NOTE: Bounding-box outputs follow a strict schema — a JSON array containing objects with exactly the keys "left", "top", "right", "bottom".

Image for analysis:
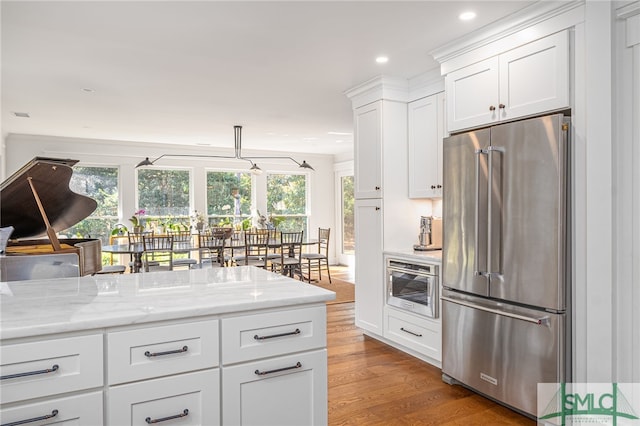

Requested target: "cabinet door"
[
  {"left": 0, "top": 391, "right": 103, "bottom": 426},
  {"left": 446, "top": 57, "right": 500, "bottom": 132},
  {"left": 354, "top": 101, "right": 382, "bottom": 199},
  {"left": 107, "top": 369, "right": 220, "bottom": 426},
  {"left": 221, "top": 305, "right": 325, "bottom": 365},
  {"left": 0, "top": 334, "right": 103, "bottom": 404},
  {"left": 222, "top": 349, "right": 327, "bottom": 426},
  {"left": 408, "top": 93, "right": 445, "bottom": 198},
  {"left": 354, "top": 198, "right": 383, "bottom": 334},
  {"left": 384, "top": 307, "right": 441, "bottom": 362},
  {"left": 499, "top": 31, "right": 569, "bottom": 121}
]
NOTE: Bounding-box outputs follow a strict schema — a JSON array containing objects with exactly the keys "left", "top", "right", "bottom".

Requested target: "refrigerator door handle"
[
  {"left": 474, "top": 148, "right": 487, "bottom": 277},
  {"left": 487, "top": 145, "right": 504, "bottom": 279},
  {"left": 441, "top": 295, "right": 550, "bottom": 326}
]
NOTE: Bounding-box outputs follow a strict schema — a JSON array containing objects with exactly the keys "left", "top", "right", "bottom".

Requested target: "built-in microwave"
[{"left": 386, "top": 258, "right": 439, "bottom": 318}]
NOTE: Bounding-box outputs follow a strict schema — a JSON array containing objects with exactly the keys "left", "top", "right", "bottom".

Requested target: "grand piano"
[{"left": 0, "top": 157, "right": 103, "bottom": 281}]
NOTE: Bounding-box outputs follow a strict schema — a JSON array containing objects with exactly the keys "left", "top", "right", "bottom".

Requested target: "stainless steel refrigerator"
[{"left": 441, "top": 113, "right": 571, "bottom": 417}]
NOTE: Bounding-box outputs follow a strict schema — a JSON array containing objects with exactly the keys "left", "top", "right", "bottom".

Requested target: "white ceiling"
[{"left": 1, "top": 1, "right": 536, "bottom": 156}]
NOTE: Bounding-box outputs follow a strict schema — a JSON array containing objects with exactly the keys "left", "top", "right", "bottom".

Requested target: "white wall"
[
  {"left": 4, "top": 133, "right": 339, "bottom": 262},
  {"left": 613, "top": 0, "right": 640, "bottom": 383}
]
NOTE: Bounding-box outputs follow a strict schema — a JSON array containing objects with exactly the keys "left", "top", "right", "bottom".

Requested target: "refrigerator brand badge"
[
  {"left": 480, "top": 373, "right": 498, "bottom": 386},
  {"left": 538, "top": 383, "right": 640, "bottom": 425}
]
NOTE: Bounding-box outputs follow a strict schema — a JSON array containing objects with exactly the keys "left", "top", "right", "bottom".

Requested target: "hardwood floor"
[{"left": 326, "top": 302, "right": 535, "bottom": 425}]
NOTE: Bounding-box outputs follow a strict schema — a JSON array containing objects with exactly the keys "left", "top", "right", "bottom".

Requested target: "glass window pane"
[
  {"left": 136, "top": 169, "right": 191, "bottom": 232},
  {"left": 267, "top": 173, "right": 308, "bottom": 233},
  {"left": 66, "top": 166, "right": 119, "bottom": 244},
  {"left": 267, "top": 174, "right": 307, "bottom": 215},
  {"left": 206, "top": 171, "right": 252, "bottom": 226},
  {"left": 137, "top": 169, "right": 190, "bottom": 217},
  {"left": 342, "top": 175, "right": 355, "bottom": 254}
]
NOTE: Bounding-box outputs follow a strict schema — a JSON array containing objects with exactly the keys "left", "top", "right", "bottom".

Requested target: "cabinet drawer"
[
  {"left": 107, "top": 319, "right": 218, "bottom": 385},
  {"left": 221, "top": 305, "right": 325, "bottom": 364},
  {"left": 385, "top": 308, "right": 441, "bottom": 361},
  {"left": 0, "top": 334, "right": 103, "bottom": 404},
  {"left": 222, "top": 349, "right": 327, "bottom": 426},
  {"left": 107, "top": 369, "right": 219, "bottom": 426},
  {"left": 0, "top": 391, "right": 103, "bottom": 426}
]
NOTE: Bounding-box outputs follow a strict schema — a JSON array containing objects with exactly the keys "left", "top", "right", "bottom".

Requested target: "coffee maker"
[{"left": 413, "top": 216, "right": 442, "bottom": 251}]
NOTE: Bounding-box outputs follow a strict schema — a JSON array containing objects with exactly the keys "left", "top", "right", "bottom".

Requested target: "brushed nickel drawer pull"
[
  {"left": 145, "top": 409, "right": 189, "bottom": 424},
  {"left": 400, "top": 327, "right": 423, "bottom": 337},
  {"left": 1, "top": 364, "right": 59, "bottom": 380},
  {"left": 144, "top": 346, "right": 188, "bottom": 357},
  {"left": 254, "top": 328, "right": 301, "bottom": 340},
  {"left": 1, "top": 409, "right": 58, "bottom": 426},
  {"left": 255, "top": 362, "right": 302, "bottom": 376}
]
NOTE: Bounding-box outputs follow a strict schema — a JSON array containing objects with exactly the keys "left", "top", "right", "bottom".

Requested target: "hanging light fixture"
[{"left": 135, "top": 125, "right": 314, "bottom": 173}]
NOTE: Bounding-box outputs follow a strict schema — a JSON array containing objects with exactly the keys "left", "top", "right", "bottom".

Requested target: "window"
[
  {"left": 341, "top": 175, "right": 355, "bottom": 254},
  {"left": 267, "top": 173, "right": 308, "bottom": 232},
  {"left": 137, "top": 168, "right": 191, "bottom": 231},
  {"left": 65, "top": 166, "right": 119, "bottom": 244},
  {"left": 206, "top": 171, "right": 252, "bottom": 228}
]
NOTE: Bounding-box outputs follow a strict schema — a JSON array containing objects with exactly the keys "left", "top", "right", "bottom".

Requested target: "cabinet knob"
[
  {"left": 375, "top": 186, "right": 380, "bottom": 190},
  {"left": 499, "top": 104, "right": 506, "bottom": 109},
  {"left": 375, "top": 207, "right": 381, "bottom": 211},
  {"left": 489, "top": 105, "right": 496, "bottom": 111},
  {"left": 431, "top": 185, "right": 436, "bottom": 189},
  {"left": 437, "top": 184, "right": 442, "bottom": 189}
]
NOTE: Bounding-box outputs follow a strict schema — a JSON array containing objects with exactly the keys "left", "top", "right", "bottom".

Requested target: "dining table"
[
  {"left": 101, "top": 236, "right": 317, "bottom": 274},
  {"left": 101, "top": 243, "right": 145, "bottom": 273}
]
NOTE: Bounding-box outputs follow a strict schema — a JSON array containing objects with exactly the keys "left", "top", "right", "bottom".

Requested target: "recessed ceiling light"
[
  {"left": 459, "top": 11, "right": 476, "bottom": 21},
  {"left": 13, "top": 112, "right": 30, "bottom": 118},
  {"left": 376, "top": 56, "right": 389, "bottom": 64}
]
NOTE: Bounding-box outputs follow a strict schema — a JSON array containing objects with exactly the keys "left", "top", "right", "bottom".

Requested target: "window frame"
[
  {"left": 135, "top": 165, "right": 194, "bottom": 231},
  {"left": 205, "top": 167, "right": 255, "bottom": 228},
  {"left": 265, "top": 170, "right": 311, "bottom": 234},
  {"left": 65, "top": 163, "right": 121, "bottom": 244}
]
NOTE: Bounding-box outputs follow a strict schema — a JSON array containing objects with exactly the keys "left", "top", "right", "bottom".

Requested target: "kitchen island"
[{"left": 0, "top": 266, "right": 335, "bottom": 425}]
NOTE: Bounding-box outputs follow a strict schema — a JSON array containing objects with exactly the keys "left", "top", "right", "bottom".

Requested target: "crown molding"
[
  {"left": 616, "top": 1, "right": 640, "bottom": 19},
  {"left": 344, "top": 75, "right": 409, "bottom": 109},
  {"left": 430, "top": 0, "right": 584, "bottom": 70}
]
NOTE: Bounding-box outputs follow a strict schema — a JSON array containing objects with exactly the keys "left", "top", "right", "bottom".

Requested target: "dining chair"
[
  {"left": 127, "top": 230, "right": 156, "bottom": 272},
  {"left": 234, "top": 231, "right": 269, "bottom": 269},
  {"left": 301, "top": 227, "right": 331, "bottom": 283},
  {"left": 168, "top": 230, "right": 198, "bottom": 269},
  {"left": 198, "top": 229, "right": 228, "bottom": 267},
  {"left": 142, "top": 234, "right": 174, "bottom": 272},
  {"left": 271, "top": 230, "right": 304, "bottom": 280}
]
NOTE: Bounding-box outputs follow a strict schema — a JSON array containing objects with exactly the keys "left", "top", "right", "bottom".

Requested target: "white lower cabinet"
[
  {"left": 2, "top": 306, "right": 328, "bottom": 426},
  {"left": 108, "top": 369, "right": 220, "bottom": 426},
  {"left": 384, "top": 307, "right": 441, "bottom": 362},
  {"left": 0, "top": 334, "right": 103, "bottom": 405},
  {"left": 354, "top": 198, "right": 383, "bottom": 334},
  {"left": 222, "top": 350, "right": 327, "bottom": 426},
  {"left": 0, "top": 391, "right": 103, "bottom": 425}
]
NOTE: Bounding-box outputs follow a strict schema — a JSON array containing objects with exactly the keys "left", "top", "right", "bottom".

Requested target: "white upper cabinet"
[
  {"left": 354, "top": 101, "right": 382, "bottom": 199},
  {"left": 446, "top": 30, "right": 569, "bottom": 132},
  {"left": 408, "top": 92, "right": 445, "bottom": 198},
  {"left": 446, "top": 58, "right": 500, "bottom": 132}
]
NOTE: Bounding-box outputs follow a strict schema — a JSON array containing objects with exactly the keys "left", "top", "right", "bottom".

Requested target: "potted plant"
[{"left": 129, "top": 209, "right": 146, "bottom": 233}]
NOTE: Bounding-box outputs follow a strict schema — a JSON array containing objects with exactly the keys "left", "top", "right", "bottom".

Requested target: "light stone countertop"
[
  {"left": 384, "top": 249, "right": 442, "bottom": 264},
  {"left": 0, "top": 266, "right": 335, "bottom": 340}
]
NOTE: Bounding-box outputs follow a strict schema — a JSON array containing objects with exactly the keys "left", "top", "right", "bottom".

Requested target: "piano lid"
[{"left": 0, "top": 157, "right": 98, "bottom": 239}]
